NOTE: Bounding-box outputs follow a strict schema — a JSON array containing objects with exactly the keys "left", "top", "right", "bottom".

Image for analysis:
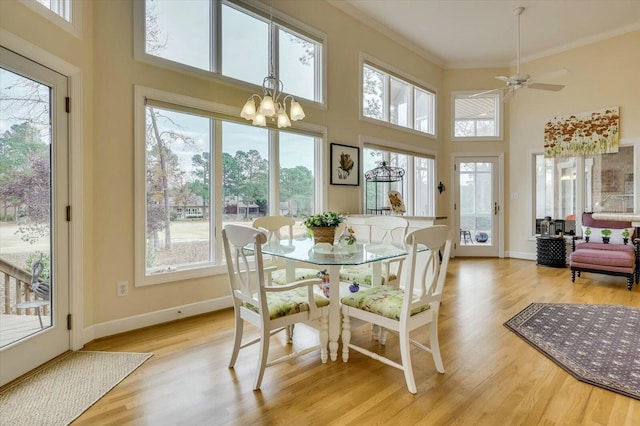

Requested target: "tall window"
[
  {"left": 532, "top": 144, "right": 638, "bottom": 236},
  {"left": 452, "top": 93, "right": 502, "bottom": 139},
  {"left": 141, "top": 0, "right": 324, "bottom": 103},
  {"left": 363, "top": 146, "right": 436, "bottom": 216},
  {"left": 362, "top": 63, "right": 436, "bottom": 136},
  {"left": 136, "top": 90, "right": 320, "bottom": 285}
]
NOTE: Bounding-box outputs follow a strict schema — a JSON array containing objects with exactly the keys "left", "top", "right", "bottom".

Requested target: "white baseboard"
[
  {"left": 82, "top": 296, "right": 233, "bottom": 345},
  {"left": 506, "top": 251, "right": 536, "bottom": 261}
]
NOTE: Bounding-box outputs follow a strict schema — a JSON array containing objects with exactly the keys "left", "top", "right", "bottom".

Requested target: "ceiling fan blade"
[
  {"left": 494, "top": 75, "right": 515, "bottom": 84},
  {"left": 526, "top": 82, "right": 565, "bottom": 91},
  {"left": 470, "top": 87, "right": 504, "bottom": 97},
  {"left": 503, "top": 88, "right": 515, "bottom": 103}
]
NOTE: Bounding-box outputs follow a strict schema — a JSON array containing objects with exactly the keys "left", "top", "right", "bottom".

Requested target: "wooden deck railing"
[{"left": 0, "top": 257, "right": 48, "bottom": 316}]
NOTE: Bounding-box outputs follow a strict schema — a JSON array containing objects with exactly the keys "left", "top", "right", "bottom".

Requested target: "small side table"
[{"left": 536, "top": 236, "right": 567, "bottom": 268}]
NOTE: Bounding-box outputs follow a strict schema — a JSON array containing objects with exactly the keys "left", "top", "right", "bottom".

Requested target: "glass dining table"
[{"left": 259, "top": 238, "right": 411, "bottom": 361}]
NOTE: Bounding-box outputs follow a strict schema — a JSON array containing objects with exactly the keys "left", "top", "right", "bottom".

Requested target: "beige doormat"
[{"left": 0, "top": 351, "right": 152, "bottom": 425}]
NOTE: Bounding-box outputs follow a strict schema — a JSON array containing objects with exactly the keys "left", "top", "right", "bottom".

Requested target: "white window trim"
[
  {"left": 132, "top": 0, "right": 327, "bottom": 108},
  {"left": 451, "top": 91, "right": 503, "bottom": 141},
  {"left": 358, "top": 134, "right": 438, "bottom": 216},
  {"left": 134, "top": 85, "right": 327, "bottom": 286},
  {"left": 1, "top": 28, "right": 84, "bottom": 349},
  {"left": 359, "top": 53, "right": 438, "bottom": 139},
  {"left": 19, "top": 0, "right": 82, "bottom": 39}
]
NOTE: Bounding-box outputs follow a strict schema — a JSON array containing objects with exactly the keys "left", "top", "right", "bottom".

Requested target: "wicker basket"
[{"left": 311, "top": 226, "right": 336, "bottom": 245}]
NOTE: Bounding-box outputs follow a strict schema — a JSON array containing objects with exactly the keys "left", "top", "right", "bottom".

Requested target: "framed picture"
[{"left": 330, "top": 143, "right": 359, "bottom": 186}]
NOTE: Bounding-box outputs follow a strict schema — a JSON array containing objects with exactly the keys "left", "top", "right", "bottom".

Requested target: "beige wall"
[
  {"left": 507, "top": 30, "right": 640, "bottom": 256},
  {"left": 2, "top": 0, "right": 639, "bottom": 337}
]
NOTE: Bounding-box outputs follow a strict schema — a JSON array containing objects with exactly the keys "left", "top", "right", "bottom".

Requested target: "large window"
[
  {"left": 363, "top": 145, "right": 436, "bottom": 216},
  {"left": 362, "top": 63, "right": 436, "bottom": 136},
  {"left": 135, "top": 88, "right": 321, "bottom": 286},
  {"left": 532, "top": 143, "right": 638, "bottom": 236},
  {"left": 452, "top": 92, "right": 502, "bottom": 140},
  {"left": 139, "top": 0, "right": 324, "bottom": 103}
]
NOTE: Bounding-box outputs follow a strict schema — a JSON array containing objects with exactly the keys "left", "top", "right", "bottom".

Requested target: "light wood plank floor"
[{"left": 75, "top": 258, "right": 640, "bottom": 425}]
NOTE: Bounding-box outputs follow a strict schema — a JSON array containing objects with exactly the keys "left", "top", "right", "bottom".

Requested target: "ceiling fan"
[{"left": 474, "top": 6, "right": 565, "bottom": 102}]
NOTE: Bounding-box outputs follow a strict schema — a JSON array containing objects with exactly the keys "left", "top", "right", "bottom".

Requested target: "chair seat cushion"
[
  {"left": 574, "top": 242, "right": 635, "bottom": 253},
  {"left": 570, "top": 248, "right": 635, "bottom": 268},
  {"left": 245, "top": 287, "right": 329, "bottom": 320},
  {"left": 269, "top": 268, "right": 321, "bottom": 285},
  {"left": 341, "top": 286, "right": 429, "bottom": 320},
  {"left": 339, "top": 266, "right": 395, "bottom": 286}
]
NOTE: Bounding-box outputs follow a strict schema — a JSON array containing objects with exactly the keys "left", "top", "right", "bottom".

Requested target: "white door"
[
  {"left": 0, "top": 47, "right": 70, "bottom": 385},
  {"left": 453, "top": 155, "right": 502, "bottom": 257}
]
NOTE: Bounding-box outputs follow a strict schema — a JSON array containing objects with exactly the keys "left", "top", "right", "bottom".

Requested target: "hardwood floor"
[{"left": 75, "top": 258, "right": 640, "bottom": 425}]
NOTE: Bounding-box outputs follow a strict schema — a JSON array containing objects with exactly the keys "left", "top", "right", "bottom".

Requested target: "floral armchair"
[{"left": 570, "top": 212, "right": 639, "bottom": 290}]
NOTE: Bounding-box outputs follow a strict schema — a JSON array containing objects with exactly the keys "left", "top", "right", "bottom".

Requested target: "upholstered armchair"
[{"left": 570, "top": 212, "right": 639, "bottom": 290}]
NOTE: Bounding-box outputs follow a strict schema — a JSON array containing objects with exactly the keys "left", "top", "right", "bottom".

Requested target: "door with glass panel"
[
  {"left": 454, "top": 156, "right": 500, "bottom": 257},
  {"left": 0, "top": 47, "right": 70, "bottom": 386}
]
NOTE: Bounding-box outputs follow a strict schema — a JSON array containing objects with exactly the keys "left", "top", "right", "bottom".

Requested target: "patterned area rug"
[
  {"left": 0, "top": 351, "right": 152, "bottom": 425},
  {"left": 505, "top": 303, "right": 640, "bottom": 400}
]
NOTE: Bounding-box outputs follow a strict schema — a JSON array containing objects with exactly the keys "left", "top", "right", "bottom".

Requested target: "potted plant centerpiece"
[
  {"left": 303, "top": 211, "right": 344, "bottom": 244},
  {"left": 601, "top": 228, "right": 612, "bottom": 244},
  {"left": 584, "top": 227, "right": 591, "bottom": 242}
]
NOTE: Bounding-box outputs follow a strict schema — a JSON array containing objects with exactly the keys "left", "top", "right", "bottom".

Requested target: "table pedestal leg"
[{"left": 328, "top": 265, "right": 340, "bottom": 361}]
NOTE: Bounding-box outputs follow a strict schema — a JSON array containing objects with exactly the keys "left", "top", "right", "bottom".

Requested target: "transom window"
[
  {"left": 452, "top": 92, "right": 502, "bottom": 140},
  {"left": 135, "top": 88, "right": 321, "bottom": 286},
  {"left": 362, "top": 63, "right": 436, "bottom": 136},
  {"left": 35, "top": 0, "right": 71, "bottom": 21},
  {"left": 139, "top": 0, "right": 324, "bottom": 103},
  {"left": 363, "top": 145, "right": 436, "bottom": 216}
]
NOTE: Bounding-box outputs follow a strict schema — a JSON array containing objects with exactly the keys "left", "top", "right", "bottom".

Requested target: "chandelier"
[
  {"left": 239, "top": 1, "right": 305, "bottom": 129},
  {"left": 240, "top": 75, "right": 305, "bottom": 128}
]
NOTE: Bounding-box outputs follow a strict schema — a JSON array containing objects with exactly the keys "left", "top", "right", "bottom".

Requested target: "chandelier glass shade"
[{"left": 240, "top": 75, "right": 305, "bottom": 128}]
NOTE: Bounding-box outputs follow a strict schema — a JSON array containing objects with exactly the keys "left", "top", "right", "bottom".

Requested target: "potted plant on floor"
[
  {"left": 303, "top": 211, "right": 344, "bottom": 244},
  {"left": 601, "top": 228, "right": 612, "bottom": 244}
]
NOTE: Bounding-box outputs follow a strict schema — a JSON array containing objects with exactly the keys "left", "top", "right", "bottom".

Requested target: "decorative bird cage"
[{"left": 364, "top": 161, "right": 405, "bottom": 215}]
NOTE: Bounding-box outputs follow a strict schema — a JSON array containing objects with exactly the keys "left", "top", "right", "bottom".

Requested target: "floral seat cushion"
[
  {"left": 341, "top": 286, "right": 430, "bottom": 320},
  {"left": 245, "top": 287, "right": 329, "bottom": 320},
  {"left": 269, "top": 268, "right": 322, "bottom": 285},
  {"left": 339, "top": 266, "right": 396, "bottom": 286}
]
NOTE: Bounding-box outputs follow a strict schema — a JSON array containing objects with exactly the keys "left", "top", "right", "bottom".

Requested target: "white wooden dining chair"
[
  {"left": 252, "top": 216, "right": 321, "bottom": 285},
  {"left": 341, "top": 225, "right": 452, "bottom": 394},
  {"left": 339, "top": 216, "right": 409, "bottom": 288},
  {"left": 222, "top": 224, "right": 330, "bottom": 390}
]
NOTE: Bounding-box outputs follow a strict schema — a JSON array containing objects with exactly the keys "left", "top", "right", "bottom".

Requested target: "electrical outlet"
[{"left": 117, "top": 281, "right": 128, "bottom": 297}]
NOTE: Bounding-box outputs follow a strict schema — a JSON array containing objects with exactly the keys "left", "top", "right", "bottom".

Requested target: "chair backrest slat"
[
  {"left": 253, "top": 216, "right": 295, "bottom": 242},
  {"left": 400, "top": 225, "right": 452, "bottom": 316},
  {"left": 223, "top": 224, "right": 269, "bottom": 313},
  {"left": 363, "top": 216, "right": 409, "bottom": 245}
]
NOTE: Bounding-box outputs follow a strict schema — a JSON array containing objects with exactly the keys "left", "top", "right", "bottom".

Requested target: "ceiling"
[{"left": 329, "top": 0, "right": 640, "bottom": 69}]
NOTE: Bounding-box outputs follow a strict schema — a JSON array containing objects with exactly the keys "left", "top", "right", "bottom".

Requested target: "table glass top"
[{"left": 258, "top": 238, "right": 412, "bottom": 266}]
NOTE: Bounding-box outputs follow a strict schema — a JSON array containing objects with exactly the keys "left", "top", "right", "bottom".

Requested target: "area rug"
[
  {"left": 505, "top": 303, "right": 640, "bottom": 400},
  {"left": 0, "top": 351, "right": 153, "bottom": 425}
]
